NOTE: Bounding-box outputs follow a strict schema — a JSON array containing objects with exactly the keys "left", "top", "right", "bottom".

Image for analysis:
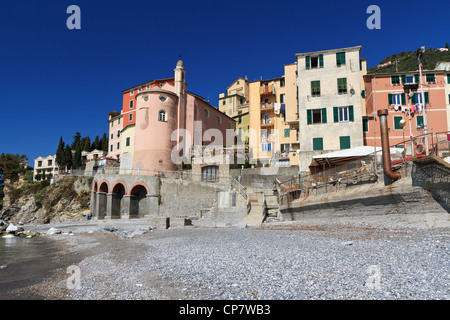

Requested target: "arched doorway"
[
  {"left": 130, "top": 185, "right": 148, "bottom": 219},
  {"left": 111, "top": 183, "right": 126, "bottom": 219},
  {"left": 97, "top": 182, "right": 109, "bottom": 219}
]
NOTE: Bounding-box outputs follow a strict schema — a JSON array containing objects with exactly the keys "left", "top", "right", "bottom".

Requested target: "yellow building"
[{"left": 248, "top": 64, "right": 299, "bottom": 167}]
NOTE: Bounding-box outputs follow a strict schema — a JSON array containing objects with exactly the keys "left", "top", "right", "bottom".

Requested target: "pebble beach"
[{"left": 4, "top": 213, "right": 449, "bottom": 300}]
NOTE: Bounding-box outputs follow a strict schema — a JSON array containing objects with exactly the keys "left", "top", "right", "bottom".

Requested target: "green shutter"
[
  {"left": 415, "top": 74, "right": 420, "bottom": 84},
  {"left": 447, "top": 74, "right": 450, "bottom": 84},
  {"left": 339, "top": 136, "right": 351, "bottom": 149},
  {"left": 401, "top": 75, "right": 406, "bottom": 84},
  {"left": 305, "top": 56, "right": 310, "bottom": 70},
  {"left": 401, "top": 93, "right": 406, "bottom": 105},
  {"left": 313, "top": 138, "right": 323, "bottom": 151},
  {"left": 280, "top": 144, "right": 284, "bottom": 152},
  {"left": 333, "top": 107, "right": 339, "bottom": 123},
  {"left": 319, "top": 54, "right": 324, "bottom": 68},
  {"left": 361, "top": 90, "right": 366, "bottom": 98},
  {"left": 424, "top": 92, "right": 429, "bottom": 104},
  {"left": 336, "top": 52, "right": 346, "bottom": 66},
  {"left": 394, "top": 116, "right": 402, "bottom": 130},
  {"left": 388, "top": 94, "right": 393, "bottom": 105},
  {"left": 363, "top": 119, "right": 369, "bottom": 132},
  {"left": 416, "top": 115, "right": 424, "bottom": 128},
  {"left": 284, "top": 129, "right": 290, "bottom": 137},
  {"left": 321, "top": 108, "right": 327, "bottom": 123},
  {"left": 307, "top": 109, "right": 312, "bottom": 125},
  {"left": 411, "top": 94, "right": 416, "bottom": 104},
  {"left": 348, "top": 105, "right": 354, "bottom": 122}
]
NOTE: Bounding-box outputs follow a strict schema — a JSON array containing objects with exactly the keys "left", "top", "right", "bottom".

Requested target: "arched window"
[
  {"left": 158, "top": 110, "right": 167, "bottom": 122},
  {"left": 217, "top": 116, "right": 222, "bottom": 125},
  {"left": 204, "top": 108, "right": 210, "bottom": 118}
]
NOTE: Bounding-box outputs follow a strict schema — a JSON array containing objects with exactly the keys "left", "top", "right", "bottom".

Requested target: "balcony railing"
[
  {"left": 261, "top": 102, "right": 274, "bottom": 110},
  {"left": 260, "top": 118, "right": 273, "bottom": 126}
]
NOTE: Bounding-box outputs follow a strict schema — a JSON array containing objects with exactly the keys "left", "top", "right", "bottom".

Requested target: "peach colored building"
[
  {"left": 107, "top": 111, "right": 123, "bottom": 160},
  {"left": 363, "top": 71, "right": 449, "bottom": 149},
  {"left": 118, "top": 60, "right": 235, "bottom": 173}
]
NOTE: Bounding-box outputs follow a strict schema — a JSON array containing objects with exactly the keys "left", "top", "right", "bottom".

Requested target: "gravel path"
[{"left": 17, "top": 216, "right": 449, "bottom": 300}]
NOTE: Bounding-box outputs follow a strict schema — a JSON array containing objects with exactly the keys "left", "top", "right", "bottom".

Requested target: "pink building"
[
  {"left": 363, "top": 71, "right": 449, "bottom": 149},
  {"left": 126, "top": 60, "right": 236, "bottom": 173}
]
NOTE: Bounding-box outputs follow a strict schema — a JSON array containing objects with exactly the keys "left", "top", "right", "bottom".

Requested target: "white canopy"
[{"left": 311, "top": 146, "right": 404, "bottom": 166}]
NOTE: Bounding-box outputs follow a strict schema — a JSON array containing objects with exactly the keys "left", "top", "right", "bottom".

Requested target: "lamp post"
[{"left": 416, "top": 46, "right": 429, "bottom": 154}]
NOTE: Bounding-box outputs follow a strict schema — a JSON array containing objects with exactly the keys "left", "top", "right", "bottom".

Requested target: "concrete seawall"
[{"left": 279, "top": 162, "right": 449, "bottom": 221}]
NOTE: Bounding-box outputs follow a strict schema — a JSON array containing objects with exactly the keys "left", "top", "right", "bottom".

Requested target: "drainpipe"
[{"left": 377, "top": 109, "right": 401, "bottom": 181}]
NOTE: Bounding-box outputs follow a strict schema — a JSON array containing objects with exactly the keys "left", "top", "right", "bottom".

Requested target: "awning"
[{"left": 310, "top": 146, "right": 402, "bottom": 167}]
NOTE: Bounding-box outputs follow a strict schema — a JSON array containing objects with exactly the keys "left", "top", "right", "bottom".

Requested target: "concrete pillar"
[
  {"left": 96, "top": 192, "right": 106, "bottom": 219},
  {"left": 122, "top": 195, "right": 131, "bottom": 219},
  {"left": 146, "top": 195, "right": 159, "bottom": 217},
  {"left": 105, "top": 193, "right": 113, "bottom": 220},
  {"left": 90, "top": 191, "right": 96, "bottom": 215}
]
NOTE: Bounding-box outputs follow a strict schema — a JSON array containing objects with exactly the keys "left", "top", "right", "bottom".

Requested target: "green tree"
[
  {"left": 100, "top": 133, "right": 109, "bottom": 152},
  {"left": 91, "top": 135, "right": 100, "bottom": 151},
  {"left": 71, "top": 132, "right": 82, "bottom": 150},
  {"left": 55, "top": 137, "right": 66, "bottom": 172},
  {"left": 63, "top": 145, "right": 73, "bottom": 172},
  {"left": 0, "top": 153, "right": 26, "bottom": 181},
  {"left": 82, "top": 136, "right": 91, "bottom": 152}
]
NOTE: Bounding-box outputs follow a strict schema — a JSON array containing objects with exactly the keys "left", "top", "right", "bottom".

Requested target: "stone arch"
[
  {"left": 111, "top": 180, "right": 128, "bottom": 196},
  {"left": 99, "top": 180, "right": 110, "bottom": 193},
  {"left": 129, "top": 183, "right": 149, "bottom": 218},
  {"left": 128, "top": 182, "right": 150, "bottom": 196},
  {"left": 111, "top": 182, "right": 126, "bottom": 219}
]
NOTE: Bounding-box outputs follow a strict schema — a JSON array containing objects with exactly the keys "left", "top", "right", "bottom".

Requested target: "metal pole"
[
  {"left": 417, "top": 47, "right": 429, "bottom": 154},
  {"left": 373, "top": 75, "right": 378, "bottom": 175}
]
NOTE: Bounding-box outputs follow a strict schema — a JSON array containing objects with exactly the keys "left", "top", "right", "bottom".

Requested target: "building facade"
[
  {"left": 363, "top": 70, "right": 449, "bottom": 149},
  {"left": 295, "top": 46, "right": 366, "bottom": 171},
  {"left": 33, "top": 155, "right": 59, "bottom": 181},
  {"left": 107, "top": 112, "right": 123, "bottom": 160},
  {"left": 112, "top": 60, "right": 236, "bottom": 174}
]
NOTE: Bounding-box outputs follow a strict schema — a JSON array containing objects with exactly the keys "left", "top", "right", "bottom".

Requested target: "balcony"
[
  {"left": 260, "top": 118, "right": 273, "bottom": 127},
  {"left": 259, "top": 84, "right": 275, "bottom": 96},
  {"left": 261, "top": 102, "right": 274, "bottom": 110}
]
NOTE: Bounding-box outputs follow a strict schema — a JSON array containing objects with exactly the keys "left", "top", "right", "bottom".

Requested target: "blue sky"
[{"left": 0, "top": 0, "right": 448, "bottom": 166}]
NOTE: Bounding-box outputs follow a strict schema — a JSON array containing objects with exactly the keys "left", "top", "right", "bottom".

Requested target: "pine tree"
[
  {"left": 63, "top": 145, "right": 73, "bottom": 172},
  {"left": 91, "top": 135, "right": 100, "bottom": 151},
  {"left": 100, "top": 133, "right": 109, "bottom": 152},
  {"left": 82, "top": 136, "right": 91, "bottom": 152},
  {"left": 71, "top": 132, "right": 82, "bottom": 150},
  {"left": 55, "top": 137, "right": 65, "bottom": 172}
]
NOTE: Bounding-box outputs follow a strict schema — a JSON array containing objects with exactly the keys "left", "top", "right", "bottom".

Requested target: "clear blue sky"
[{"left": 1, "top": 0, "right": 448, "bottom": 166}]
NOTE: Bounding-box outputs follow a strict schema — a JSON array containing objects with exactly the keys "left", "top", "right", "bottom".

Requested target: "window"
[
  {"left": 388, "top": 93, "right": 406, "bottom": 105},
  {"left": 238, "top": 116, "right": 242, "bottom": 124},
  {"left": 447, "top": 74, "right": 450, "bottom": 84},
  {"left": 426, "top": 74, "right": 436, "bottom": 83},
  {"left": 217, "top": 116, "right": 222, "bottom": 125},
  {"left": 138, "top": 87, "right": 142, "bottom": 93},
  {"left": 280, "top": 79, "right": 285, "bottom": 87},
  {"left": 305, "top": 54, "right": 324, "bottom": 69},
  {"left": 129, "top": 100, "right": 134, "bottom": 109},
  {"left": 391, "top": 76, "right": 401, "bottom": 85},
  {"left": 337, "top": 78, "right": 347, "bottom": 94},
  {"left": 110, "top": 133, "right": 113, "bottom": 139},
  {"left": 130, "top": 90, "right": 134, "bottom": 96},
  {"left": 307, "top": 108, "right": 327, "bottom": 124},
  {"left": 117, "top": 130, "right": 120, "bottom": 138},
  {"left": 411, "top": 92, "right": 429, "bottom": 104},
  {"left": 336, "top": 52, "right": 346, "bottom": 66},
  {"left": 159, "top": 95, "right": 167, "bottom": 102},
  {"left": 158, "top": 110, "right": 167, "bottom": 122},
  {"left": 402, "top": 75, "right": 415, "bottom": 84},
  {"left": 110, "top": 145, "right": 113, "bottom": 152},
  {"left": 129, "top": 113, "right": 133, "bottom": 121},
  {"left": 363, "top": 118, "right": 369, "bottom": 132},
  {"left": 312, "top": 138, "right": 323, "bottom": 151},
  {"left": 333, "top": 106, "right": 354, "bottom": 122},
  {"left": 280, "top": 143, "right": 290, "bottom": 153},
  {"left": 126, "top": 137, "right": 130, "bottom": 147},
  {"left": 204, "top": 109, "right": 210, "bottom": 118},
  {"left": 284, "top": 129, "right": 290, "bottom": 137},
  {"left": 361, "top": 90, "right": 366, "bottom": 98},
  {"left": 38, "top": 161, "right": 42, "bottom": 167},
  {"left": 280, "top": 94, "right": 285, "bottom": 103},
  {"left": 117, "top": 142, "right": 120, "bottom": 150},
  {"left": 222, "top": 100, "right": 226, "bottom": 105},
  {"left": 339, "top": 136, "right": 351, "bottom": 150},
  {"left": 118, "top": 118, "right": 120, "bottom": 124},
  {"left": 311, "top": 80, "right": 321, "bottom": 97},
  {"left": 147, "top": 84, "right": 150, "bottom": 89},
  {"left": 416, "top": 115, "right": 424, "bottom": 129},
  {"left": 393, "top": 116, "right": 403, "bottom": 130},
  {"left": 261, "top": 143, "right": 272, "bottom": 152},
  {"left": 448, "top": 94, "right": 450, "bottom": 105}
]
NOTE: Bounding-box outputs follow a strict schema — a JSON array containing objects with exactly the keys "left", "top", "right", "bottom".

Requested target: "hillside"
[
  {"left": 368, "top": 46, "right": 450, "bottom": 74},
  {"left": 0, "top": 174, "right": 92, "bottom": 225}
]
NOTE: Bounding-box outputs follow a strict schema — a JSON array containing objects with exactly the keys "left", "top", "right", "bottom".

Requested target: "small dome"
[{"left": 176, "top": 59, "right": 184, "bottom": 68}]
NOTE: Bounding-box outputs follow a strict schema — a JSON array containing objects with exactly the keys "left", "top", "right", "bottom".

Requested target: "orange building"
[{"left": 363, "top": 70, "right": 449, "bottom": 149}]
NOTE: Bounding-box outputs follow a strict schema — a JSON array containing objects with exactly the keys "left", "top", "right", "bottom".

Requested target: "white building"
[
  {"left": 33, "top": 155, "right": 59, "bottom": 181},
  {"left": 295, "top": 46, "right": 366, "bottom": 171}
]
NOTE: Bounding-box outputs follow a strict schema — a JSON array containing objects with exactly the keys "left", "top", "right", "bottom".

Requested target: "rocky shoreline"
[{"left": 2, "top": 213, "right": 448, "bottom": 300}]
